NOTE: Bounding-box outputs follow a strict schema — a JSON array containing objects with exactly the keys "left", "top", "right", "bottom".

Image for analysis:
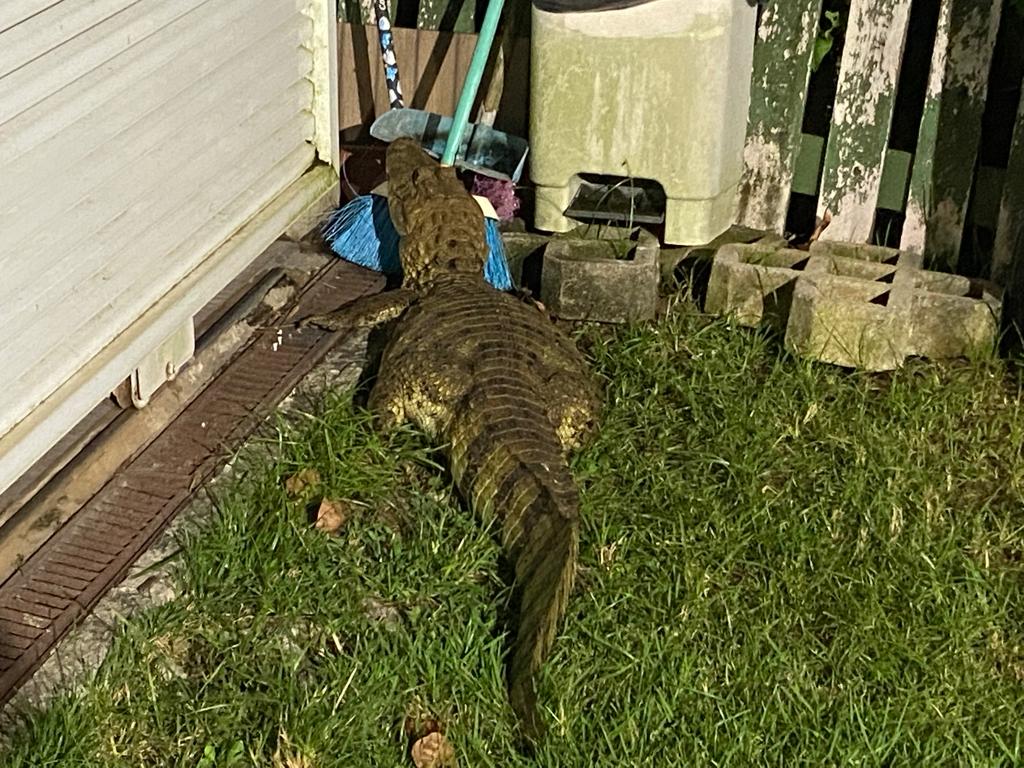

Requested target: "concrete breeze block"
[
  {"left": 500, "top": 231, "right": 552, "bottom": 288},
  {"left": 540, "top": 229, "right": 660, "bottom": 323},
  {"left": 705, "top": 240, "right": 1001, "bottom": 371}
]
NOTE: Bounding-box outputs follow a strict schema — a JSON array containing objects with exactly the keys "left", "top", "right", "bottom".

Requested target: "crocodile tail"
[
  {"left": 448, "top": 389, "right": 579, "bottom": 742},
  {"left": 506, "top": 486, "right": 578, "bottom": 743}
]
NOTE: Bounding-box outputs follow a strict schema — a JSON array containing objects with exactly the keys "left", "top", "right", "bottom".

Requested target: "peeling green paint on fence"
[
  {"left": 901, "top": 0, "right": 1002, "bottom": 270},
  {"left": 736, "top": 0, "right": 823, "bottom": 233},
  {"left": 818, "top": 0, "right": 912, "bottom": 243}
]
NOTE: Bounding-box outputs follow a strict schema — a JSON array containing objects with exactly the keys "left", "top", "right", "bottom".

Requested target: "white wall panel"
[{"left": 0, "top": 0, "right": 338, "bottom": 495}]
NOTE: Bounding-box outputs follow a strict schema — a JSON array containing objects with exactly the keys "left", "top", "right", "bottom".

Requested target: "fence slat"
[
  {"left": 339, "top": 23, "right": 508, "bottom": 140},
  {"left": 819, "top": 0, "right": 912, "bottom": 242},
  {"left": 341, "top": 0, "right": 428, "bottom": 28},
  {"left": 993, "top": 93, "right": 1024, "bottom": 295},
  {"left": 341, "top": 0, "right": 374, "bottom": 24},
  {"left": 417, "top": 0, "right": 474, "bottom": 32},
  {"left": 901, "top": 0, "right": 1001, "bottom": 269},
  {"left": 736, "top": 0, "right": 823, "bottom": 233}
]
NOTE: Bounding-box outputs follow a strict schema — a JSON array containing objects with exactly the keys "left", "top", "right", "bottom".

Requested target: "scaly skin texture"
[{"left": 305, "top": 138, "right": 599, "bottom": 742}]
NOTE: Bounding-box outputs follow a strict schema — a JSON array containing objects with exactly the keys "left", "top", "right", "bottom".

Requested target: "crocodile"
[{"left": 304, "top": 137, "right": 600, "bottom": 741}]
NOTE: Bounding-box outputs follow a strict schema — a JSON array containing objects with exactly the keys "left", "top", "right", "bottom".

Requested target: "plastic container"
[{"left": 529, "top": 0, "right": 756, "bottom": 245}]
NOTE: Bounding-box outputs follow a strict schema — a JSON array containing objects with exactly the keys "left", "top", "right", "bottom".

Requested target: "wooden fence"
[
  {"left": 738, "top": 0, "right": 1021, "bottom": 279},
  {"left": 336, "top": 22, "right": 529, "bottom": 142},
  {"left": 337, "top": 0, "right": 1024, "bottom": 308},
  {"left": 340, "top": 0, "right": 524, "bottom": 33}
]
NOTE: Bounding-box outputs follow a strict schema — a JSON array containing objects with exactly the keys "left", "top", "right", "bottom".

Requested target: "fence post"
[
  {"left": 901, "top": 0, "right": 1002, "bottom": 270},
  {"left": 996, "top": 87, "right": 1024, "bottom": 345},
  {"left": 993, "top": 97, "right": 1024, "bottom": 289},
  {"left": 418, "top": 0, "right": 475, "bottom": 32},
  {"left": 341, "top": 0, "right": 374, "bottom": 24},
  {"left": 818, "top": 0, "right": 912, "bottom": 243},
  {"left": 736, "top": 0, "right": 823, "bottom": 234}
]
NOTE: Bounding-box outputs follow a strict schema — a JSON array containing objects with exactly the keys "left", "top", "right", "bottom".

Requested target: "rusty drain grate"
[{"left": 0, "top": 259, "right": 383, "bottom": 703}]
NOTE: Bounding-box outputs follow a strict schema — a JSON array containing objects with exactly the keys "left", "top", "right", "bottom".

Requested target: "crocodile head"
[{"left": 385, "top": 138, "right": 490, "bottom": 290}]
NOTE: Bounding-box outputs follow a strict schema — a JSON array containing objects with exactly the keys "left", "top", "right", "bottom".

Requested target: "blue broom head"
[
  {"left": 483, "top": 219, "right": 514, "bottom": 292},
  {"left": 322, "top": 193, "right": 515, "bottom": 292},
  {"left": 321, "top": 194, "right": 401, "bottom": 274}
]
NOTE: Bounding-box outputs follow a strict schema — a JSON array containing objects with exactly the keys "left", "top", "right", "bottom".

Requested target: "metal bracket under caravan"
[{"left": 113, "top": 320, "right": 196, "bottom": 409}]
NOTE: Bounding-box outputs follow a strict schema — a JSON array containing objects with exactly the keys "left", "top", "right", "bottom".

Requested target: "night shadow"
[
  {"left": 410, "top": 0, "right": 474, "bottom": 110},
  {"left": 342, "top": 23, "right": 377, "bottom": 140}
]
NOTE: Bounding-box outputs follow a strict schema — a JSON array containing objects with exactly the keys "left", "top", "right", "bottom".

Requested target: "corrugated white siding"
[{"left": 0, "top": 1, "right": 320, "bottom": 451}]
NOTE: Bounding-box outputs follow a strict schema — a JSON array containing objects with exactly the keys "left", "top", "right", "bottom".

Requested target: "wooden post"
[
  {"left": 992, "top": 89, "right": 1024, "bottom": 287},
  {"left": 736, "top": 0, "right": 823, "bottom": 234},
  {"left": 901, "top": 0, "right": 1002, "bottom": 270},
  {"left": 996, "top": 90, "right": 1024, "bottom": 346},
  {"left": 818, "top": 0, "right": 912, "bottom": 243},
  {"left": 338, "top": 23, "right": 485, "bottom": 137},
  {"left": 341, "top": 0, "right": 374, "bottom": 24},
  {"left": 418, "top": 0, "right": 475, "bottom": 32}
]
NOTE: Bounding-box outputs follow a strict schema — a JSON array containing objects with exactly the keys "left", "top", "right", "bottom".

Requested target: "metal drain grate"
[{"left": 0, "top": 259, "right": 383, "bottom": 702}]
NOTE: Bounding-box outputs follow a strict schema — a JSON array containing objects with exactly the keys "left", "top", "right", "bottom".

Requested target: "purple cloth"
[{"left": 469, "top": 174, "right": 520, "bottom": 222}]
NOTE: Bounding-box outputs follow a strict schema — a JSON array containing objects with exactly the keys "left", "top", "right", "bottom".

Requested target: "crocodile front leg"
[{"left": 299, "top": 289, "right": 418, "bottom": 331}]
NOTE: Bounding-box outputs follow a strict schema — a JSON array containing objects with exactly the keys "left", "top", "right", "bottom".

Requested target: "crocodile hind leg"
[
  {"left": 368, "top": 365, "right": 468, "bottom": 440},
  {"left": 540, "top": 370, "right": 601, "bottom": 454},
  {"left": 365, "top": 376, "right": 408, "bottom": 433}
]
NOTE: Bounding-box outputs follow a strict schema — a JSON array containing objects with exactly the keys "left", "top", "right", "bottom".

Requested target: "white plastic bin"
[{"left": 529, "top": 0, "right": 756, "bottom": 244}]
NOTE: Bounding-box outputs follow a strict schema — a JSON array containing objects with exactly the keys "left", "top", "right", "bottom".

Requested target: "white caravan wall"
[{"left": 0, "top": 0, "right": 338, "bottom": 495}]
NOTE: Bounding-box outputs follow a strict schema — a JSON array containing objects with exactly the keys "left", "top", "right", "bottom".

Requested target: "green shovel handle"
[{"left": 441, "top": 0, "right": 506, "bottom": 167}]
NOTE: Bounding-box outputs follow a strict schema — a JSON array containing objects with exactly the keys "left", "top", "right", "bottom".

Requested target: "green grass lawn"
[{"left": 6, "top": 302, "right": 1024, "bottom": 766}]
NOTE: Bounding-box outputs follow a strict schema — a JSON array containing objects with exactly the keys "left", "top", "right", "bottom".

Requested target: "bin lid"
[
  {"left": 532, "top": 0, "right": 658, "bottom": 12},
  {"left": 534, "top": 0, "right": 758, "bottom": 10}
]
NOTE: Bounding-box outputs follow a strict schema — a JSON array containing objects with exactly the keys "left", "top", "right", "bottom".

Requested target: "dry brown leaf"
[
  {"left": 285, "top": 468, "right": 321, "bottom": 497},
  {"left": 809, "top": 209, "right": 832, "bottom": 243},
  {"left": 313, "top": 498, "right": 349, "bottom": 535},
  {"left": 410, "top": 731, "right": 456, "bottom": 768},
  {"left": 790, "top": 210, "right": 833, "bottom": 251}
]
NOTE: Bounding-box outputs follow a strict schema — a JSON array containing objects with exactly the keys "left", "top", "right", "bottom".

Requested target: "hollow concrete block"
[
  {"left": 540, "top": 229, "right": 660, "bottom": 323},
  {"left": 705, "top": 239, "right": 1001, "bottom": 370}
]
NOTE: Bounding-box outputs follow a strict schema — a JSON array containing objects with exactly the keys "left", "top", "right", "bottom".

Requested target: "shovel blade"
[{"left": 370, "top": 109, "right": 528, "bottom": 182}]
